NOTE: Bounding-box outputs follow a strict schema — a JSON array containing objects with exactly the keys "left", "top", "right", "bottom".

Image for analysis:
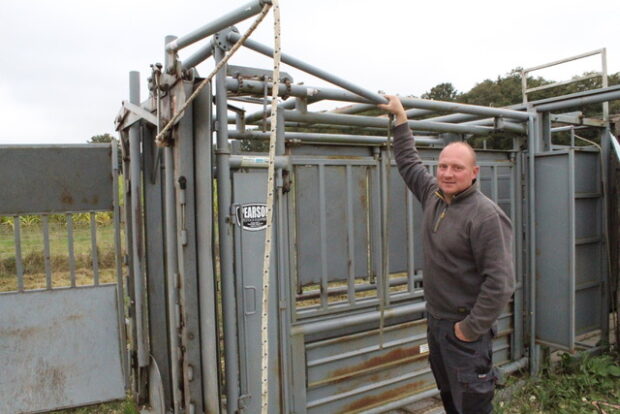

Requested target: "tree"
[
  {"left": 88, "top": 133, "right": 115, "bottom": 143},
  {"left": 421, "top": 82, "right": 458, "bottom": 101}
]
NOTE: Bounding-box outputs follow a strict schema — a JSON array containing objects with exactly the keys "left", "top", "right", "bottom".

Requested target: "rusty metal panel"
[
  {"left": 305, "top": 320, "right": 435, "bottom": 414},
  {"left": 0, "top": 145, "right": 113, "bottom": 215},
  {"left": 0, "top": 285, "right": 125, "bottom": 413}
]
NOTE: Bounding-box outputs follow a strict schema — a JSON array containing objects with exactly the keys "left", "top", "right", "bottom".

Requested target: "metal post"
[
  {"left": 527, "top": 114, "right": 540, "bottom": 375},
  {"left": 129, "top": 71, "right": 149, "bottom": 368},
  {"left": 215, "top": 46, "right": 241, "bottom": 413},
  {"left": 164, "top": 35, "right": 183, "bottom": 414}
]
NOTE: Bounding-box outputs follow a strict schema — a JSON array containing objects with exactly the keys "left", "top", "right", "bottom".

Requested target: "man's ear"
[{"left": 472, "top": 165, "right": 480, "bottom": 178}]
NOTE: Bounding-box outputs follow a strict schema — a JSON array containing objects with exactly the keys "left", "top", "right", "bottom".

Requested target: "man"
[{"left": 379, "top": 95, "right": 515, "bottom": 414}]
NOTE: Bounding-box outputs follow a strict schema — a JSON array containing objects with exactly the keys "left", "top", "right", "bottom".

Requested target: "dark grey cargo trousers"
[{"left": 427, "top": 314, "right": 497, "bottom": 414}]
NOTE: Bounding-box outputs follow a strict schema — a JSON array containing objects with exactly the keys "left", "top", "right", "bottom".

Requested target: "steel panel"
[
  {"left": 388, "top": 169, "right": 408, "bottom": 273},
  {"left": 0, "top": 145, "right": 113, "bottom": 215},
  {"left": 575, "top": 243, "right": 602, "bottom": 285},
  {"left": 575, "top": 198, "right": 600, "bottom": 239},
  {"left": 535, "top": 153, "right": 574, "bottom": 348},
  {"left": 0, "top": 285, "right": 124, "bottom": 413},
  {"left": 232, "top": 169, "right": 281, "bottom": 414},
  {"left": 575, "top": 287, "right": 600, "bottom": 334}
]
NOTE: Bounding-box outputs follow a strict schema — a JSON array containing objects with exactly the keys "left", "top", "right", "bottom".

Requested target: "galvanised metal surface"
[
  {"left": 231, "top": 168, "right": 281, "bottom": 414},
  {"left": 535, "top": 148, "right": 607, "bottom": 351},
  {"left": 0, "top": 285, "right": 125, "bottom": 414},
  {"left": 0, "top": 145, "right": 113, "bottom": 215}
]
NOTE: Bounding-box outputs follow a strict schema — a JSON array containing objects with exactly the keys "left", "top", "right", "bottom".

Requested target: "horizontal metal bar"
[
  {"left": 291, "top": 301, "right": 426, "bottom": 336},
  {"left": 284, "top": 110, "right": 495, "bottom": 136},
  {"left": 228, "top": 130, "right": 443, "bottom": 146},
  {"left": 228, "top": 31, "right": 388, "bottom": 103},
  {"left": 525, "top": 73, "right": 601, "bottom": 94},
  {"left": 400, "top": 97, "right": 530, "bottom": 121},
  {"left": 463, "top": 117, "right": 527, "bottom": 134},
  {"left": 226, "top": 77, "right": 370, "bottom": 103},
  {"left": 357, "top": 388, "right": 440, "bottom": 414},
  {"left": 228, "top": 154, "right": 289, "bottom": 169},
  {"left": 182, "top": 41, "right": 214, "bottom": 71},
  {"left": 245, "top": 98, "right": 304, "bottom": 123},
  {"left": 575, "top": 236, "right": 602, "bottom": 245},
  {"left": 166, "top": 0, "right": 268, "bottom": 52},
  {"left": 522, "top": 48, "right": 605, "bottom": 73},
  {"left": 535, "top": 89, "right": 620, "bottom": 112},
  {"left": 496, "top": 357, "right": 528, "bottom": 379}
]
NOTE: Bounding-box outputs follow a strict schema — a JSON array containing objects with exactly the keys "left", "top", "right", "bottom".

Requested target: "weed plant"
[{"left": 495, "top": 352, "right": 620, "bottom": 413}]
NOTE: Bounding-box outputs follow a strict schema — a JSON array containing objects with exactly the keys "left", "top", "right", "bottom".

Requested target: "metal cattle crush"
[{"left": 1, "top": 1, "right": 620, "bottom": 413}]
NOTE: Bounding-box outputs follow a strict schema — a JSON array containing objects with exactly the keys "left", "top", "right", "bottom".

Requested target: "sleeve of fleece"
[
  {"left": 460, "top": 211, "right": 516, "bottom": 340},
  {"left": 392, "top": 123, "right": 436, "bottom": 205}
]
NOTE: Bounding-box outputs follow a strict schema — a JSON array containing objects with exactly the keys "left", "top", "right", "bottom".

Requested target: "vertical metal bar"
[
  {"left": 194, "top": 78, "right": 221, "bottom": 414},
  {"left": 318, "top": 164, "right": 328, "bottom": 309},
  {"left": 568, "top": 150, "right": 576, "bottom": 348},
  {"left": 112, "top": 139, "right": 130, "bottom": 388},
  {"left": 492, "top": 166, "right": 498, "bottom": 203},
  {"left": 512, "top": 148, "right": 524, "bottom": 360},
  {"left": 90, "top": 212, "right": 99, "bottom": 285},
  {"left": 14, "top": 216, "right": 24, "bottom": 292},
  {"left": 67, "top": 213, "right": 76, "bottom": 287},
  {"left": 129, "top": 71, "right": 148, "bottom": 368},
  {"left": 214, "top": 45, "right": 240, "bottom": 413},
  {"left": 345, "top": 164, "right": 356, "bottom": 304},
  {"left": 406, "top": 191, "right": 415, "bottom": 292},
  {"left": 602, "top": 48, "right": 609, "bottom": 121},
  {"left": 42, "top": 214, "right": 52, "bottom": 289},
  {"left": 275, "top": 106, "right": 290, "bottom": 413},
  {"left": 527, "top": 114, "right": 540, "bottom": 375},
  {"left": 164, "top": 36, "right": 183, "bottom": 414}
]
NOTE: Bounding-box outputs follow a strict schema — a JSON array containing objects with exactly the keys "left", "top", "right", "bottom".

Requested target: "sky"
[{"left": 1, "top": 0, "right": 618, "bottom": 144}]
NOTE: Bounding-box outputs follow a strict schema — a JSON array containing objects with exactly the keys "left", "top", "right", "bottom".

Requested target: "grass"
[
  {"left": 0, "top": 221, "right": 118, "bottom": 291},
  {"left": 49, "top": 399, "right": 138, "bottom": 414},
  {"left": 495, "top": 352, "right": 620, "bottom": 414}
]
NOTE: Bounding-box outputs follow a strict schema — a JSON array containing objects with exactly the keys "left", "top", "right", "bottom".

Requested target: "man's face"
[{"left": 436, "top": 143, "right": 479, "bottom": 196}]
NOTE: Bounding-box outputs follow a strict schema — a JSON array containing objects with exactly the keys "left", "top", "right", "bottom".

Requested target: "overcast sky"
[{"left": 1, "top": 0, "right": 618, "bottom": 144}]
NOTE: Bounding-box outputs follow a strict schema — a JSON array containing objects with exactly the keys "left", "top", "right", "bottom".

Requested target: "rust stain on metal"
[
  {"left": 338, "top": 381, "right": 429, "bottom": 414},
  {"left": 316, "top": 345, "right": 428, "bottom": 387},
  {"left": 60, "top": 190, "right": 74, "bottom": 205},
  {"left": 0, "top": 326, "right": 41, "bottom": 340}
]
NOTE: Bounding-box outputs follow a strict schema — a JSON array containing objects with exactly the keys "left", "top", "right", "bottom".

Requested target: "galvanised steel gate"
[
  {"left": 0, "top": 144, "right": 126, "bottom": 413},
  {"left": 229, "top": 145, "right": 520, "bottom": 413}
]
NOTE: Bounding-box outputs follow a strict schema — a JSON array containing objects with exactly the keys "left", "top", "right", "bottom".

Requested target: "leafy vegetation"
[
  {"left": 495, "top": 353, "right": 620, "bottom": 414},
  {"left": 50, "top": 399, "right": 138, "bottom": 414}
]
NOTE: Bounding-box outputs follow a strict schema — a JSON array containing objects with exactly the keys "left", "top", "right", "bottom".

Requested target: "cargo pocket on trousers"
[{"left": 458, "top": 368, "right": 496, "bottom": 414}]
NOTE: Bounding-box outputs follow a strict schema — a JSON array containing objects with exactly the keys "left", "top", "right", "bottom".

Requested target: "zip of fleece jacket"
[{"left": 392, "top": 123, "right": 515, "bottom": 340}]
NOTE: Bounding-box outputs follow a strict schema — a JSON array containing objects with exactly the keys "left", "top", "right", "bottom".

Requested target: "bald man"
[{"left": 380, "top": 96, "right": 515, "bottom": 414}]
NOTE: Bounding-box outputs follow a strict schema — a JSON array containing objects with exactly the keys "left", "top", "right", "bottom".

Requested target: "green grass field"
[{"left": 0, "top": 218, "right": 119, "bottom": 291}]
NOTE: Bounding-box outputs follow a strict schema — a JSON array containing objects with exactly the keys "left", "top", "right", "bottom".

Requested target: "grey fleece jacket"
[{"left": 392, "top": 123, "right": 515, "bottom": 340}]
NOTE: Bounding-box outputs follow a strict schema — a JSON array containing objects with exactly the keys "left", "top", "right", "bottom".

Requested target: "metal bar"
[
  {"left": 525, "top": 73, "right": 601, "bottom": 94},
  {"left": 42, "top": 214, "right": 52, "bottom": 289},
  {"left": 111, "top": 138, "right": 129, "bottom": 388},
  {"left": 610, "top": 131, "right": 620, "bottom": 162},
  {"left": 399, "top": 97, "right": 530, "bottom": 121},
  {"left": 245, "top": 98, "right": 301, "bottom": 123},
  {"left": 90, "top": 212, "right": 99, "bottom": 285},
  {"left": 128, "top": 71, "right": 148, "bottom": 368},
  {"left": 164, "top": 33, "right": 183, "bottom": 414},
  {"left": 522, "top": 48, "right": 606, "bottom": 73},
  {"left": 357, "top": 388, "right": 440, "bottom": 414},
  {"left": 182, "top": 41, "right": 214, "bottom": 71},
  {"left": 535, "top": 89, "right": 620, "bottom": 113},
  {"left": 67, "top": 213, "right": 76, "bottom": 287},
  {"left": 14, "top": 216, "right": 24, "bottom": 291},
  {"left": 568, "top": 150, "right": 576, "bottom": 348},
  {"left": 166, "top": 0, "right": 267, "bottom": 52},
  {"left": 228, "top": 155, "right": 289, "bottom": 169},
  {"left": 194, "top": 79, "right": 221, "bottom": 414},
  {"left": 228, "top": 129, "right": 443, "bottom": 146},
  {"left": 527, "top": 114, "right": 539, "bottom": 375},
  {"left": 283, "top": 110, "right": 495, "bottom": 136},
  {"left": 406, "top": 191, "right": 415, "bottom": 291},
  {"left": 318, "top": 164, "right": 328, "bottom": 310},
  {"left": 214, "top": 46, "right": 241, "bottom": 413},
  {"left": 512, "top": 149, "right": 524, "bottom": 359},
  {"left": 290, "top": 300, "right": 426, "bottom": 336},
  {"left": 229, "top": 32, "right": 387, "bottom": 104},
  {"left": 346, "top": 165, "right": 356, "bottom": 305},
  {"left": 226, "top": 77, "right": 370, "bottom": 104}
]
